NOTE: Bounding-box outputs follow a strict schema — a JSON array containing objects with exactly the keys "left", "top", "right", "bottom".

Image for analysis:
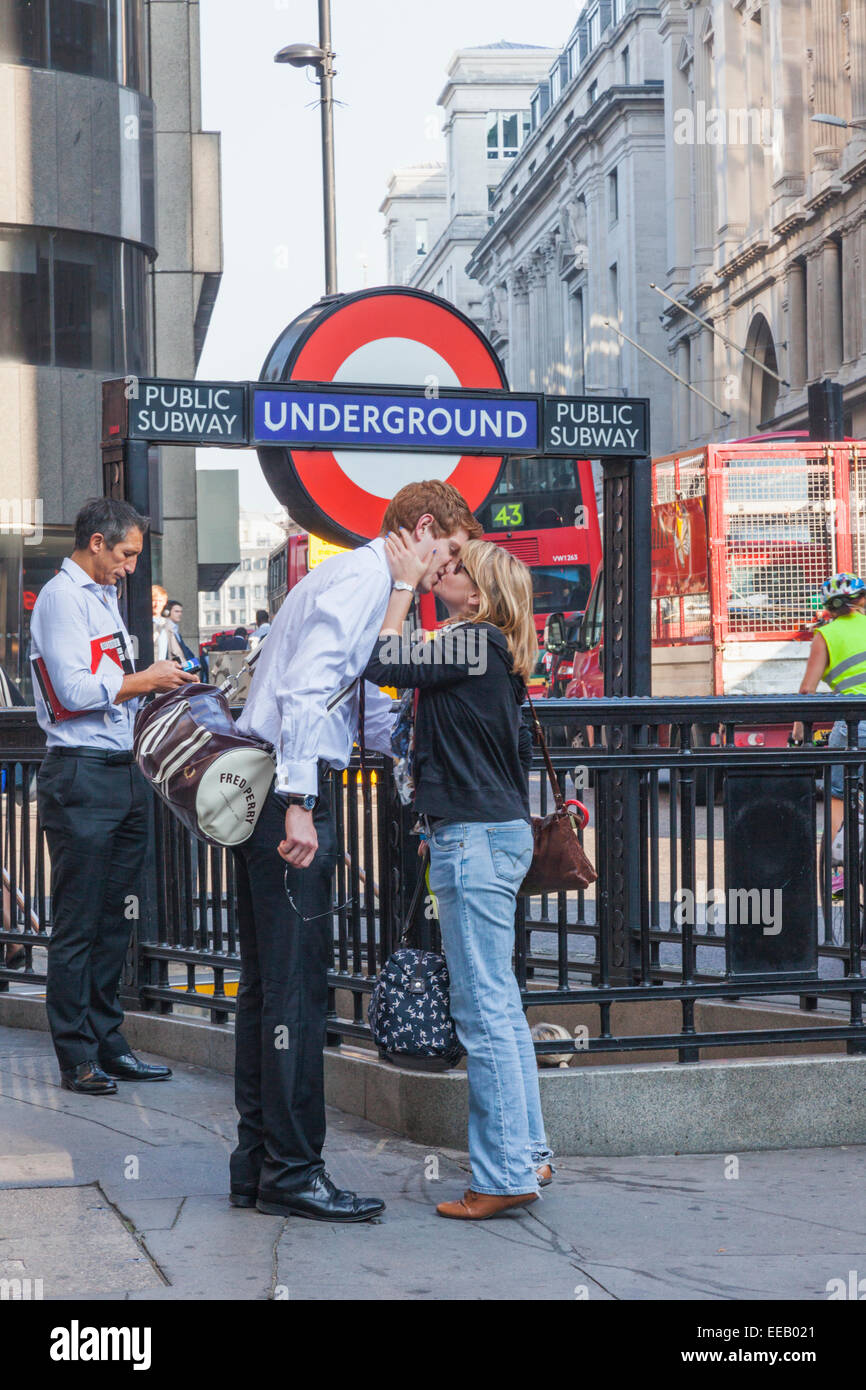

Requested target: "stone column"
[
  {"left": 786, "top": 259, "right": 807, "bottom": 389},
  {"left": 693, "top": 27, "right": 715, "bottom": 263},
  {"left": 822, "top": 239, "right": 843, "bottom": 373},
  {"left": 841, "top": 223, "right": 860, "bottom": 363},
  {"left": 528, "top": 250, "right": 548, "bottom": 394},
  {"left": 510, "top": 268, "right": 530, "bottom": 392},
  {"left": 806, "top": 247, "right": 824, "bottom": 381},
  {"left": 849, "top": 1, "right": 866, "bottom": 131},
  {"left": 675, "top": 337, "right": 691, "bottom": 441},
  {"left": 810, "top": 0, "right": 845, "bottom": 168}
]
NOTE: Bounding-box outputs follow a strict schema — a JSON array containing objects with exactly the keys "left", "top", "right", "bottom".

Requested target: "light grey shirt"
[
  {"left": 237, "top": 538, "right": 396, "bottom": 795},
  {"left": 29, "top": 557, "right": 138, "bottom": 749}
]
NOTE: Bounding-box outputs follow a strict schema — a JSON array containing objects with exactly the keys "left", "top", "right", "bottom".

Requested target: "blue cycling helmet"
[{"left": 821, "top": 573, "right": 866, "bottom": 613}]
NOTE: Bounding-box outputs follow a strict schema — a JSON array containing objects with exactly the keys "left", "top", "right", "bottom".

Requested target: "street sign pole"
[{"left": 595, "top": 454, "right": 652, "bottom": 986}]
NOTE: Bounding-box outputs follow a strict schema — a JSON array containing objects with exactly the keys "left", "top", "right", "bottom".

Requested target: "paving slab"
[{"left": 0, "top": 1023, "right": 863, "bottom": 1302}]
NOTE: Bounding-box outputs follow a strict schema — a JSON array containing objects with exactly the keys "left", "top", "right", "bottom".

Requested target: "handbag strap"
[
  {"left": 399, "top": 843, "right": 430, "bottom": 947},
  {"left": 358, "top": 677, "right": 367, "bottom": 777},
  {"left": 524, "top": 687, "right": 564, "bottom": 810},
  {"left": 487, "top": 638, "right": 564, "bottom": 811}
]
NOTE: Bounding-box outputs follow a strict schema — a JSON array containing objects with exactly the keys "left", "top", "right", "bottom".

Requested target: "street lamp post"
[{"left": 275, "top": 0, "right": 339, "bottom": 297}]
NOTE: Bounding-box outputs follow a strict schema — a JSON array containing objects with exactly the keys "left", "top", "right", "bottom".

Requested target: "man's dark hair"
[
  {"left": 255, "top": 609, "right": 269, "bottom": 625},
  {"left": 164, "top": 598, "right": 183, "bottom": 615},
  {"left": 234, "top": 627, "right": 248, "bottom": 637},
  {"left": 74, "top": 498, "right": 149, "bottom": 551}
]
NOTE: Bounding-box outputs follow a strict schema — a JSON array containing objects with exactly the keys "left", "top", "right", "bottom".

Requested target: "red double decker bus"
[
  {"left": 476, "top": 455, "right": 602, "bottom": 639},
  {"left": 265, "top": 457, "right": 602, "bottom": 646}
]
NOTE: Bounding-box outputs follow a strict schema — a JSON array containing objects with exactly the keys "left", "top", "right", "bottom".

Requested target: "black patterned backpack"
[{"left": 368, "top": 848, "right": 465, "bottom": 1072}]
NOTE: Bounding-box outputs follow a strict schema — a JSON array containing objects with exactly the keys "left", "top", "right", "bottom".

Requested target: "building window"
[
  {"left": 0, "top": 225, "right": 149, "bottom": 373},
  {"left": 487, "top": 109, "right": 531, "bottom": 159},
  {"left": 612, "top": 0, "right": 623, "bottom": 24},
  {"left": 608, "top": 167, "right": 619, "bottom": 224},
  {"left": 565, "top": 111, "right": 574, "bottom": 127},
  {"left": 528, "top": 161, "right": 536, "bottom": 176},
  {"left": 0, "top": 0, "right": 144, "bottom": 90},
  {"left": 587, "top": 6, "right": 600, "bottom": 50},
  {"left": 587, "top": 81, "right": 598, "bottom": 107},
  {"left": 609, "top": 263, "right": 618, "bottom": 317},
  {"left": 415, "top": 218, "right": 428, "bottom": 255},
  {"left": 567, "top": 38, "right": 580, "bottom": 80},
  {"left": 546, "top": 137, "right": 555, "bottom": 154},
  {"left": 621, "top": 45, "right": 630, "bottom": 84}
]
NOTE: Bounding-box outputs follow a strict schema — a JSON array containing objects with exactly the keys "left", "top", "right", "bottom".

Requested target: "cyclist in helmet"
[{"left": 793, "top": 572, "right": 866, "bottom": 845}]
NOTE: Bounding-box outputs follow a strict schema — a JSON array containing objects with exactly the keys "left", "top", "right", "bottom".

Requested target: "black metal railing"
[{"left": 2, "top": 697, "right": 865, "bottom": 1061}]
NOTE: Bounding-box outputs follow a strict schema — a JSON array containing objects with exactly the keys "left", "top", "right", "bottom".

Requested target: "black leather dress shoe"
[
  {"left": 229, "top": 1190, "right": 258, "bottom": 1209},
  {"left": 60, "top": 1062, "right": 117, "bottom": 1095},
  {"left": 99, "top": 1052, "right": 172, "bottom": 1082},
  {"left": 256, "top": 1171, "right": 385, "bottom": 1223}
]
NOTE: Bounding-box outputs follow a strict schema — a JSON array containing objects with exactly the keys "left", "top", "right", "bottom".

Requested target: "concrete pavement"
[{"left": 0, "top": 1022, "right": 863, "bottom": 1301}]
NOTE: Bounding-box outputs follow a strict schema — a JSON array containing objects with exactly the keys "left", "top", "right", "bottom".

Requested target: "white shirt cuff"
[
  {"left": 97, "top": 663, "right": 125, "bottom": 707},
  {"left": 275, "top": 760, "right": 319, "bottom": 798}
]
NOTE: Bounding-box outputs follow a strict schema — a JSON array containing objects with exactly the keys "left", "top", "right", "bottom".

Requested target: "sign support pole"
[{"left": 596, "top": 454, "right": 652, "bottom": 986}]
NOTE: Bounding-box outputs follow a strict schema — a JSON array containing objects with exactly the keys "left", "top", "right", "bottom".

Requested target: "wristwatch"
[
  {"left": 286, "top": 793, "right": 318, "bottom": 812},
  {"left": 393, "top": 581, "right": 415, "bottom": 593}
]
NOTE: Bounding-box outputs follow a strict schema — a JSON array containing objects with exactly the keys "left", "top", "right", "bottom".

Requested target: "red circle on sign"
[{"left": 260, "top": 288, "right": 507, "bottom": 544}]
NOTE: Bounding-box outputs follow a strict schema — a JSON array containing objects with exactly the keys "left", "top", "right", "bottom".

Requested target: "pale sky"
[{"left": 195, "top": 0, "right": 579, "bottom": 512}]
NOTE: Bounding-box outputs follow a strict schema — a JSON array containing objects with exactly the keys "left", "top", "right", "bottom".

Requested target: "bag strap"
[
  {"left": 358, "top": 678, "right": 367, "bottom": 777},
  {"left": 487, "top": 638, "right": 564, "bottom": 811},
  {"left": 524, "top": 687, "right": 564, "bottom": 811},
  {"left": 399, "top": 842, "right": 430, "bottom": 947},
  {"left": 217, "top": 639, "right": 266, "bottom": 700}
]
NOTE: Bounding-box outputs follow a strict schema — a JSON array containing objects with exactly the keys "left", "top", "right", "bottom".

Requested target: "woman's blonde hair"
[{"left": 456, "top": 538, "right": 537, "bottom": 680}]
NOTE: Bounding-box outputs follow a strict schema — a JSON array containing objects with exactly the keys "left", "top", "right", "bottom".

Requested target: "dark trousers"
[
  {"left": 38, "top": 752, "right": 148, "bottom": 1072},
  {"left": 230, "top": 776, "right": 337, "bottom": 1197}
]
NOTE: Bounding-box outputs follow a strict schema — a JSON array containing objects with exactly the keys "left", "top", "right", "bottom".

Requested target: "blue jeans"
[{"left": 428, "top": 818, "right": 552, "bottom": 1197}]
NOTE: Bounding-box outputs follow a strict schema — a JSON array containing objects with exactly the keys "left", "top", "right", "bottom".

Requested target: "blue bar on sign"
[{"left": 252, "top": 388, "right": 539, "bottom": 452}]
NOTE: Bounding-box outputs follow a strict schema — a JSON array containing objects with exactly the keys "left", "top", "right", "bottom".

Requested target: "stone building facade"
[
  {"left": 383, "top": 42, "right": 558, "bottom": 322},
  {"left": 0, "top": 0, "right": 222, "bottom": 685},
  {"left": 658, "top": 0, "right": 866, "bottom": 444},
  {"left": 466, "top": 4, "right": 672, "bottom": 450}
]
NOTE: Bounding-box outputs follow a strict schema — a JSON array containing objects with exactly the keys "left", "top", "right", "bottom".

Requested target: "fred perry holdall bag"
[{"left": 133, "top": 649, "right": 276, "bottom": 848}]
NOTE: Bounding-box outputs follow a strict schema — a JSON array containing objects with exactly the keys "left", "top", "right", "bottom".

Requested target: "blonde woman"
[{"left": 364, "top": 534, "right": 553, "bottom": 1220}]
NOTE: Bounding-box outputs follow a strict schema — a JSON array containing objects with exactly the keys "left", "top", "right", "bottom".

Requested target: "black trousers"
[
  {"left": 38, "top": 751, "right": 148, "bottom": 1072},
  {"left": 230, "top": 774, "right": 337, "bottom": 1197}
]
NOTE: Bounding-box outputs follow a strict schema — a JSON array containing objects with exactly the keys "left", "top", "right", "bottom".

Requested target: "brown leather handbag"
[{"left": 519, "top": 691, "right": 597, "bottom": 896}]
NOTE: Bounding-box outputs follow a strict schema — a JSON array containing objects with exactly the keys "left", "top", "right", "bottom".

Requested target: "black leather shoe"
[
  {"left": 229, "top": 1190, "right": 258, "bottom": 1209},
  {"left": 256, "top": 1171, "right": 385, "bottom": 1223},
  {"left": 60, "top": 1062, "right": 117, "bottom": 1095},
  {"left": 99, "top": 1052, "right": 172, "bottom": 1082}
]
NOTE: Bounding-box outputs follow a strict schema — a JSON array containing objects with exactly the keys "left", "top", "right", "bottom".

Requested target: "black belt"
[{"left": 45, "top": 747, "right": 135, "bottom": 766}]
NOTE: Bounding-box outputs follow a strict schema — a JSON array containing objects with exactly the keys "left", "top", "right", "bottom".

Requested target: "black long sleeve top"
[{"left": 363, "top": 621, "right": 532, "bottom": 824}]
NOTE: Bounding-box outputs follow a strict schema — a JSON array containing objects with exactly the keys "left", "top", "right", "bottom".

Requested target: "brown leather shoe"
[
  {"left": 537, "top": 1164, "right": 554, "bottom": 1187},
  {"left": 436, "top": 1189, "right": 538, "bottom": 1220}
]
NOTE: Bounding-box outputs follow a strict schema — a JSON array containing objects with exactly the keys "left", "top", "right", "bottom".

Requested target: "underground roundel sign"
[{"left": 255, "top": 287, "right": 508, "bottom": 548}]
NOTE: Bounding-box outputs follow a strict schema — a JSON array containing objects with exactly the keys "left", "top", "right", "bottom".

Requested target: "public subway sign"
[
  {"left": 125, "top": 379, "right": 247, "bottom": 445},
  {"left": 543, "top": 395, "right": 650, "bottom": 457},
  {"left": 101, "top": 287, "right": 650, "bottom": 549},
  {"left": 252, "top": 385, "right": 539, "bottom": 455}
]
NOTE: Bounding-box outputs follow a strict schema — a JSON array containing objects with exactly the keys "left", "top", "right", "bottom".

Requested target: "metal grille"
[
  {"left": 849, "top": 449, "right": 866, "bottom": 579},
  {"left": 718, "top": 453, "right": 833, "bottom": 636},
  {"left": 653, "top": 593, "right": 712, "bottom": 642}
]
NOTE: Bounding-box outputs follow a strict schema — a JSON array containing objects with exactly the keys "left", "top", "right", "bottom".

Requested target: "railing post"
[{"left": 596, "top": 455, "right": 652, "bottom": 984}]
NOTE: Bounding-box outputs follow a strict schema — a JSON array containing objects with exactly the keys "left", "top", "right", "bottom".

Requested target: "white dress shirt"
[
  {"left": 29, "top": 557, "right": 138, "bottom": 749},
  {"left": 237, "top": 538, "right": 396, "bottom": 796}
]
